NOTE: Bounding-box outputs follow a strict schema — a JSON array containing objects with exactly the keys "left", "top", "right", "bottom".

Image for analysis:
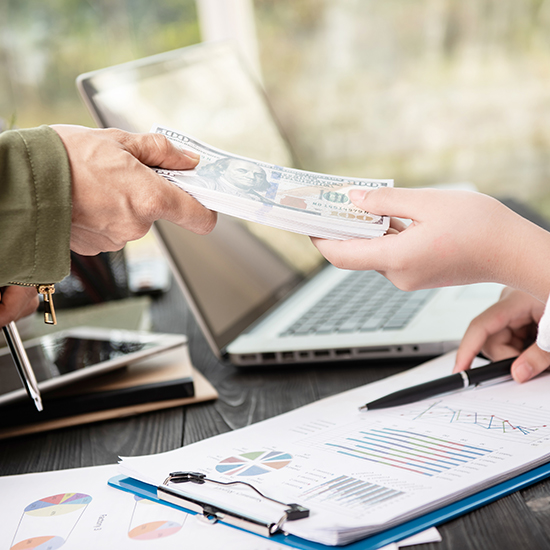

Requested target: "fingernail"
[
  {"left": 183, "top": 149, "right": 200, "bottom": 161},
  {"left": 349, "top": 189, "right": 368, "bottom": 201},
  {"left": 513, "top": 361, "right": 533, "bottom": 383}
]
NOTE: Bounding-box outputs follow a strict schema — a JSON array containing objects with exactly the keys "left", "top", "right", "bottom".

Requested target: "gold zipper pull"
[{"left": 37, "top": 284, "right": 57, "bottom": 325}]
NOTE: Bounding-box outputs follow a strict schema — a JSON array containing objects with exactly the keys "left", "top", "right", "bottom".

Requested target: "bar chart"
[
  {"left": 324, "top": 427, "right": 493, "bottom": 476},
  {"left": 300, "top": 474, "right": 403, "bottom": 510}
]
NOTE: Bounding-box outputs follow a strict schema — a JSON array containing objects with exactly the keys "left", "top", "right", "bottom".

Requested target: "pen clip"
[
  {"left": 158, "top": 471, "right": 309, "bottom": 537},
  {"left": 475, "top": 374, "right": 513, "bottom": 388}
]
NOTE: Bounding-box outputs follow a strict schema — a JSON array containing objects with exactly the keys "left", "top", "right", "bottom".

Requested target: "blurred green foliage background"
[
  {"left": 0, "top": 0, "right": 199, "bottom": 127},
  {"left": 2, "top": 0, "right": 550, "bottom": 215}
]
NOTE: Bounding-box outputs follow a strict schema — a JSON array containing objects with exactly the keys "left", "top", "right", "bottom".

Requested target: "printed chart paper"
[
  {"left": 119, "top": 352, "right": 550, "bottom": 545},
  {"left": 0, "top": 465, "right": 438, "bottom": 549}
]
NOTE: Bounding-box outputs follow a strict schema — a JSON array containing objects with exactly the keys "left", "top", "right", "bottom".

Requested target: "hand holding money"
[
  {"left": 52, "top": 125, "right": 217, "bottom": 256},
  {"left": 152, "top": 125, "right": 393, "bottom": 240},
  {"left": 313, "top": 187, "right": 550, "bottom": 298}
]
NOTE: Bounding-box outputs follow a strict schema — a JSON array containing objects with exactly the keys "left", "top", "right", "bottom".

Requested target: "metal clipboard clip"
[{"left": 157, "top": 471, "right": 309, "bottom": 537}]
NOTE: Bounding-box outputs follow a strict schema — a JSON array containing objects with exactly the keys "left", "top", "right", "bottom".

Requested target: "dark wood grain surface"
[{"left": 2, "top": 279, "right": 550, "bottom": 550}]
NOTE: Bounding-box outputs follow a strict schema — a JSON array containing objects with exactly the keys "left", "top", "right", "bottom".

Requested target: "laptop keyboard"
[{"left": 280, "top": 271, "right": 436, "bottom": 337}]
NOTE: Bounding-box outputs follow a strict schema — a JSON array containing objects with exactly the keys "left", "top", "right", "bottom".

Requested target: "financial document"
[
  {"left": 119, "top": 352, "right": 550, "bottom": 546},
  {"left": 152, "top": 125, "right": 393, "bottom": 240},
  {"left": 0, "top": 464, "right": 438, "bottom": 549},
  {"left": 1, "top": 465, "right": 288, "bottom": 550}
]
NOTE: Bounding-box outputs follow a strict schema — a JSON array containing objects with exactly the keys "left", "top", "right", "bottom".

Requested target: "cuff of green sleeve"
[{"left": 14, "top": 125, "right": 72, "bottom": 284}]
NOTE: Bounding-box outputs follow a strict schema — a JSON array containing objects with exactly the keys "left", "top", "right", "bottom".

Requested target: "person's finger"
[
  {"left": 311, "top": 234, "right": 401, "bottom": 272},
  {"left": 480, "top": 331, "right": 523, "bottom": 362},
  {"left": 511, "top": 343, "right": 550, "bottom": 383},
  {"left": 349, "top": 187, "right": 438, "bottom": 219},
  {"left": 454, "top": 305, "right": 514, "bottom": 372},
  {"left": 70, "top": 226, "right": 128, "bottom": 255},
  {"left": 18, "top": 294, "right": 40, "bottom": 319},
  {"left": 389, "top": 217, "right": 408, "bottom": 232},
  {"left": 0, "top": 287, "right": 39, "bottom": 326},
  {"left": 118, "top": 131, "right": 201, "bottom": 170},
  {"left": 144, "top": 173, "right": 217, "bottom": 235}
]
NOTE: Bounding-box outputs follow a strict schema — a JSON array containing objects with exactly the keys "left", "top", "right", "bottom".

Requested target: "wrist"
[{"left": 496, "top": 214, "right": 550, "bottom": 303}]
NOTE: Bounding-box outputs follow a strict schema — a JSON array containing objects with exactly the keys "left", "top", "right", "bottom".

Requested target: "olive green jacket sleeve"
[{"left": 0, "top": 126, "right": 72, "bottom": 287}]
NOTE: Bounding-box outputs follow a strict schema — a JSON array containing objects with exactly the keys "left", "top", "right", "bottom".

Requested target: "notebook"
[{"left": 76, "top": 41, "right": 502, "bottom": 366}]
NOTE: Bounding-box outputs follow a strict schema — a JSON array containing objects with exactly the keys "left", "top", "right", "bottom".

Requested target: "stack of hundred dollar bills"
[{"left": 152, "top": 125, "right": 393, "bottom": 240}]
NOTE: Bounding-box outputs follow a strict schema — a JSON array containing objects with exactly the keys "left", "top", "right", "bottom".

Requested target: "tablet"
[{"left": 0, "top": 327, "right": 186, "bottom": 405}]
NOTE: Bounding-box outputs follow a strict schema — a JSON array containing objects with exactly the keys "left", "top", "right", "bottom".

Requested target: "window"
[
  {"left": 3, "top": 0, "right": 550, "bottom": 215},
  {"left": 255, "top": 0, "right": 550, "bottom": 215},
  {"left": 0, "top": 0, "right": 199, "bottom": 128}
]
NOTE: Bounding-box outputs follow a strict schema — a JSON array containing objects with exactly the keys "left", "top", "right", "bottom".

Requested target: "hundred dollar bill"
[{"left": 152, "top": 125, "right": 393, "bottom": 239}]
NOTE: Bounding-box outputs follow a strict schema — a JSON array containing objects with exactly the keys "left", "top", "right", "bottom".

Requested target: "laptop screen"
[{"left": 77, "top": 42, "right": 325, "bottom": 352}]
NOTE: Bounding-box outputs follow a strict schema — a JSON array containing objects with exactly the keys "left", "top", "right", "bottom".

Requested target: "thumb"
[
  {"left": 349, "top": 187, "right": 429, "bottom": 219},
  {"left": 0, "top": 286, "right": 39, "bottom": 326},
  {"left": 123, "top": 132, "right": 200, "bottom": 170},
  {"left": 511, "top": 343, "right": 550, "bottom": 383}
]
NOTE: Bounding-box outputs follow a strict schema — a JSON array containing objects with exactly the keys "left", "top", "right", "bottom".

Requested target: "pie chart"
[
  {"left": 10, "top": 493, "right": 91, "bottom": 550},
  {"left": 128, "top": 495, "right": 184, "bottom": 540},
  {"left": 24, "top": 493, "right": 92, "bottom": 517},
  {"left": 128, "top": 521, "right": 182, "bottom": 540},
  {"left": 11, "top": 536, "right": 65, "bottom": 550},
  {"left": 215, "top": 450, "right": 292, "bottom": 476}
]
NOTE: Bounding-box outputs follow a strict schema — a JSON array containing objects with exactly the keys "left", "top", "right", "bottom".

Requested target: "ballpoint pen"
[
  {"left": 2, "top": 322, "right": 43, "bottom": 412},
  {"left": 359, "top": 356, "right": 517, "bottom": 411}
]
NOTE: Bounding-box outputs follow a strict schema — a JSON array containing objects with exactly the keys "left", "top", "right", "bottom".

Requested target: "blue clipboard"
[{"left": 109, "top": 460, "right": 550, "bottom": 549}]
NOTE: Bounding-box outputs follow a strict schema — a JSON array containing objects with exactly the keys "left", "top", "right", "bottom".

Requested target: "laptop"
[{"left": 77, "top": 41, "right": 502, "bottom": 366}]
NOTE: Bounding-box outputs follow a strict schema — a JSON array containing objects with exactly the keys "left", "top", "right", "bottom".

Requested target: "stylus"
[
  {"left": 2, "top": 322, "right": 43, "bottom": 412},
  {"left": 359, "top": 356, "right": 516, "bottom": 411}
]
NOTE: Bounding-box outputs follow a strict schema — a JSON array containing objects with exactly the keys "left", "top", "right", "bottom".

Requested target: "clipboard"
[{"left": 109, "top": 459, "right": 550, "bottom": 550}]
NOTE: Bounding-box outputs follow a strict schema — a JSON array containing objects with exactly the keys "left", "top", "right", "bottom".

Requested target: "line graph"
[
  {"left": 417, "top": 403, "right": 547, "bottom": 434},
  {"left": 405, "top": 401, "right": 548, "bottom": 438}
]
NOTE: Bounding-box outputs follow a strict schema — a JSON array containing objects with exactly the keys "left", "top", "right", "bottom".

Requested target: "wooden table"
[
  {"left": 2, "top": 280, "right": 550, "bottom": 550},
  {"left": 3, "top": 196, "right": 550, "bottom": 548}
]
